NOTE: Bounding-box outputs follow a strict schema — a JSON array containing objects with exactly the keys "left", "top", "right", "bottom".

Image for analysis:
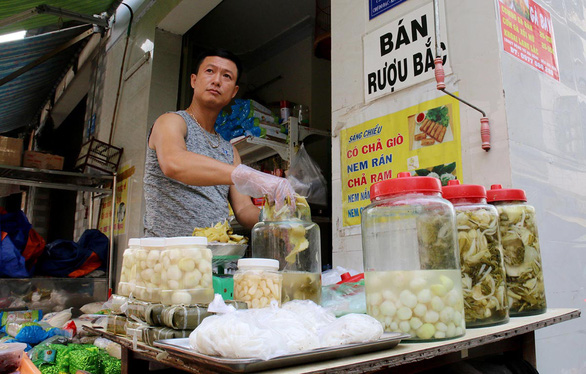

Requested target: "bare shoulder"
[
  {"left": 149, "top": 112, "right": 187, "bottom": 148},
  {"left": 154, "top": 112, "right": 187, "bottom": 130}
]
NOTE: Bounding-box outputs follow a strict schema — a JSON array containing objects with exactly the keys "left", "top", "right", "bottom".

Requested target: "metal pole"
[{"left": 108, "top": 173, "right": 117, "bottom": 292}]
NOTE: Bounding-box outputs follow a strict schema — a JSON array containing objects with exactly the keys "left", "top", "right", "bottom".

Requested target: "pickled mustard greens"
[
  {"left": 496, "top": 205, "right": 546, "bottom": 314},
  {"left": 192, "top": 220, "right": 248, "bottom": 244},
  {"left": 456, "top": 209, "right": 508, "bottom": 325},
  {"left": 416, "top": 211, "right": 458, "bottom": 269},
  {"left": 281, "top": 272, "right": 321, "bottom": 304},
  {"left": 262, "top": 195, "right": 314, "bottom": 265}
]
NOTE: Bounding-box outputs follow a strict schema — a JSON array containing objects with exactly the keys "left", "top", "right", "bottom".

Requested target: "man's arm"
[
  {"left": 149, "top": 112, "right": 235, "bottom": 186},
  {"left": 229, "top": 146, "right": 260, "bottom": 229}
]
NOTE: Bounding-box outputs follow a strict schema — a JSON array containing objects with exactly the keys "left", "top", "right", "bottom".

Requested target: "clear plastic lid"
[
  {"left": 165, "top": 236, "right": 208, "bottom": 246},
  {"left": 237, "top": 258, "right": 279, "bottom": 271},
  {"left": 140, "top": 237, "right": 166, "bottom": 247},
  {"left": 128, "top": 238, "right": 140, "bottom": 247},
  {"left": 0, "top": 342, "right": 27, "bottom": 353}
]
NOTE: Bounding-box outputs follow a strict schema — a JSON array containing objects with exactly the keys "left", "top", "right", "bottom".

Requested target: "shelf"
[
  {"left": 231, "top": 117, "right": 331, "bottom": 164},
  {"left": 232, "top": 136, "right": 289, "bottom": 164},
  {"left": 0, "top": 164, "right": 114, "bottom": 194}
]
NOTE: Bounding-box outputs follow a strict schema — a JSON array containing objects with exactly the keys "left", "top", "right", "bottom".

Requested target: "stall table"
[{"left": 86, "top": 308, "right": 579, "bottom": 373}]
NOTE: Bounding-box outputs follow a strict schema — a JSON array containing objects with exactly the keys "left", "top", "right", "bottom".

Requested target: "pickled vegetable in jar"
[
  {"left": 118, "top": 238, "right": 140, "bottom": 297},
  {"left": 442, "top": 181, "right": 509, "bottom": 327},
  {"left": 251, "top": 196, "right": 321, "bottom": 304},
  {"left": 487, "top": 185, "right": 546, "bottom": 316},
  {"left": 361, "top": 172, "right": 465, "bottom": 341},
  {"left": 234, "top": 258, "right": 282, "bottom": 308}
]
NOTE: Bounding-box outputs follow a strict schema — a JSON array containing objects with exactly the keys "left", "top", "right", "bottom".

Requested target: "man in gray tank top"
[{"left": 144, "top": 49, "right": 295, "bottom": 237}]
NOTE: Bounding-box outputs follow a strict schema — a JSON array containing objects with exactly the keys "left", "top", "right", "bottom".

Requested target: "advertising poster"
[
  {"left": 497, "top": 0, "right": 559, "bottom": 80},
  {"left": 98, "top": 165, "right": 132, "bottom": 236},
  {"left": 340, "top": 95, "right": 462, "bottom": 227},
  {"left": 363, "top": 2, "right": 451, "bottom": 102}
]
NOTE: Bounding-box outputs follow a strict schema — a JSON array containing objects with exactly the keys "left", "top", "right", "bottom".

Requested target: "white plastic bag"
[
  {"left": 319, "top": 314, "right": 383, "bottom": 347},
  {"left": 41, "top": 308, "right": 72, "bottom": 328},
  {"left": 190, "top": 309, "right": 317, "bottom": 360},
  {"left": 287, "top": 144, "right": 327, "bottom": 205}
]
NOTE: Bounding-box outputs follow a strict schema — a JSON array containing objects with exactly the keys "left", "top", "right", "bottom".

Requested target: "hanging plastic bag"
[{"left": 287, "top": 143, "right": 327, "bottom": 205}]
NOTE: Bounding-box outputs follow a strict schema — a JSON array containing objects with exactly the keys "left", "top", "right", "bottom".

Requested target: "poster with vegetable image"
[{"left": 340, "top": 95, "right": 462, "bottom": 226}]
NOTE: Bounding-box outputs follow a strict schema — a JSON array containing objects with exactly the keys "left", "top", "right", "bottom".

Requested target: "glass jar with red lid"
[
  {"left": 487, "top": 185, "right": 546, "bottom": 316},
  {"left": 361, "top": 172, "right": 465, "bottom": 341},
  {"left": 443, "top": 180, "right": 509, "bottom": 327}
]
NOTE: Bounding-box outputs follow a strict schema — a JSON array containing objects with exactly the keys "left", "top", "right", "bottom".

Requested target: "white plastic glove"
[{"left": 231, "top": 164, "right": 295, "bottom": 211}]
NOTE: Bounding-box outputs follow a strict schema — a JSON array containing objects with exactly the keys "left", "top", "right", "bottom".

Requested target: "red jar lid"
[
  {"left": 442, "top": 180, "right": 486, "bottom": 200},
  {"left": 370, "top": 172, "right": 441, "bottom": 201},
  {"left": 486, "top": 184, "right": 527, "bottom": 202}
]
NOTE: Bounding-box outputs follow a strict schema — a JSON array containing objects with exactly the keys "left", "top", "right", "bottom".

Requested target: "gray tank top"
[{"left": 143, "top": 110, "right": 234, "bottom": 237}]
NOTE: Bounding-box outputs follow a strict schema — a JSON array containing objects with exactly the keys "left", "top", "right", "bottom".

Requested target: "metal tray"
[{"left": 154, "top": 332, "right": 409, "bottom": 373}]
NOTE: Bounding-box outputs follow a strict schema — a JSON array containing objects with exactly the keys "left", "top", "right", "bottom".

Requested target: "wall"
[
  {"left": 331, "top": 0, "right": 510, "bottom": 270},
  {"left": 80, "top": 0, "right": 218, "bottom": 288},
  {"left": 331, "top": 0, "right": 585, "bottom": 371},
  {"left": 499, "top": 1, "right": 586, "bottom": 372}
]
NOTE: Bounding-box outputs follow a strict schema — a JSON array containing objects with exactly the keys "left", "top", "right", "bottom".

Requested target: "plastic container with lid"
[
  {"left": 487, "top": 184, "right": 546, "bottom": 316},
  {"left": 442, "top": 180, "right": 509, "bottom": 327},
  {"left": 0, "top": 342, "right": 27, "bottom": 374},
  {"left": 118, "top": 238, "right": 140, "bottom": 297},
  {"left": 251, "top": 198, "right": 321, "bottom": 304},
  {"left": 159, "top": 236, "right": 213, "bottom": 305},
  {"left": 133, "top": 237, "right": 166, "bottom": 302},
  {"left": 233, "top": 258, "right": 283, "bottom": 308},
  {"left": 361, "top": 172, "right": 465, "bottom": 341}
]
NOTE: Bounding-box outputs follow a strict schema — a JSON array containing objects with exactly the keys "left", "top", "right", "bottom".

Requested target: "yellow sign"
[
  {"left": 340, "top": 95, "right": 462, "bottom": 226},
  {"left": 98, "top": 165, "right": 132, "bottom": 236}
]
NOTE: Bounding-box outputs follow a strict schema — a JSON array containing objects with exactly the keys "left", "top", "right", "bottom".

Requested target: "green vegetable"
[{"left": 425, "top": 106, "right": 450, "bottom": 128}]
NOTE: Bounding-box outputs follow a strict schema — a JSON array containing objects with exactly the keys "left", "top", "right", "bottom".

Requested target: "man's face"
[{"left": 191, "top": 56, "right": 239, "bottom": 110}]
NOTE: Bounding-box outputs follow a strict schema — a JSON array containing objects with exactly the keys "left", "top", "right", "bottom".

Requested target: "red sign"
[{"left": 498, "top": 0, "right": 559, "bottom": 81}]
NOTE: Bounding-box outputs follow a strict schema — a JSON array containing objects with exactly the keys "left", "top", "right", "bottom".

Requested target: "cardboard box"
[
  {"left": 23, "top": 150, "right": 64, "bottom": 170},
  {"left": 0, "top": 136, "right": 23, "bottom": 166}
]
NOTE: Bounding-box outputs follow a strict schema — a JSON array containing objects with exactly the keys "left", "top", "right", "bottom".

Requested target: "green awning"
[{"left": 0, "top": 1, "right": 120, "bottom": 34}]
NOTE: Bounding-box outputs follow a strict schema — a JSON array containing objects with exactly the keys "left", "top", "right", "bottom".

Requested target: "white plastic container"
[
  {"left": 133, "top": 237, "right": 166, "bottom": 302},
  {"left": 118, "top": 238, "right": 140, "bottom": 297},
  {"left": 159, "top": 236, "right": 213, "bottom": 305},
  {"left": 0, "top": 343, "right": 27, "bottom": 374},
  {"left": 234, "top": 258, "right": 282, "bottom": 308}
]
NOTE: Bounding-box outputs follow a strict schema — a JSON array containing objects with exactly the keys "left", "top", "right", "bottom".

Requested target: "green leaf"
[
  {"left": 415, "top": 169, "right": 431, "bottom": 176},
  {"left": 442, "top": 162, "right": 456, "bottom": 174},
  {"left": 432, "top": 165, "right": 444, "bottom": 174}
]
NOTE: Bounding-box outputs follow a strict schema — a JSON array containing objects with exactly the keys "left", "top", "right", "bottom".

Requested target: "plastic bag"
[
  {"left": 287, "top": 144, "right": 327, "bottom": 205},
  {"left": 319, "top": 314, "right": 383, "bottom": 347},
  {"left": 320, "top": 282, "right": 366, "bottom": 317},
  {"left": 41, "top": 308, "right": 72, "bottom": 328},
  {"left": 189, "top": 305, "right": 320, "bottom": 360}
]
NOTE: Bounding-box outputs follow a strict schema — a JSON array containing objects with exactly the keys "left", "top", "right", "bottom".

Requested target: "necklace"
[{"left": 186, "top": 109, "right": 220, "bottom": 148}]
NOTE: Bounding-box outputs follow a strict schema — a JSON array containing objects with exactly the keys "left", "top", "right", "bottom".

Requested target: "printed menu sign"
[
  {"left": 497, "top": 0, "right": 559, "bottom": 80},
  {"left": 340, "top": 95, "right": 462, "bottom": 227},
  {"left": 363, "top": 2, "right": 451, "bottom": 102}
]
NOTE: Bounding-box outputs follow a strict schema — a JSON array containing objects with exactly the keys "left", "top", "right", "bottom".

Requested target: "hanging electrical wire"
[{"left": 108, "top": 2, "right": 134, "bottom": 145}]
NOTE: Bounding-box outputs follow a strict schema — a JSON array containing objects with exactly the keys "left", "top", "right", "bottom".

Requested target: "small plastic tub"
[{"left": 0, "top": 342, "right": 27, "bottom": 374}]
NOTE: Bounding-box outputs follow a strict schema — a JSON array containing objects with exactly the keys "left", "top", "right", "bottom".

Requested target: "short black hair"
[{"left": 193, "top": 48, "right": 243, "bottom": 85}]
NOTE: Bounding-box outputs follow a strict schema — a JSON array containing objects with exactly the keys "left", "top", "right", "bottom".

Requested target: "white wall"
[
  {"left": 331, "top": 0, "right": 584, "bottom": 371},
  {"left": 83, "top": 0, "right": 219, "bottom": 289},
  {"left": 331, "top": 0, "right": 511, "bottom": 270},
  {"left": 499, "top": 1, "right": 586, "bottom": 371}
]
